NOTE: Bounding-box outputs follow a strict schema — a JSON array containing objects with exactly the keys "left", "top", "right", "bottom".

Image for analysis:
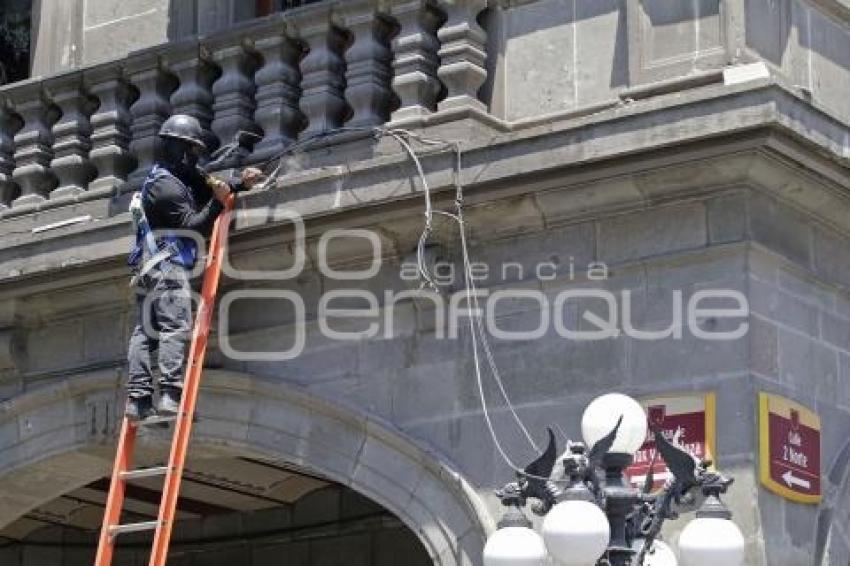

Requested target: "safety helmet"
[{"left": 158, "top": 114, "right": 207, "bottom": 150}]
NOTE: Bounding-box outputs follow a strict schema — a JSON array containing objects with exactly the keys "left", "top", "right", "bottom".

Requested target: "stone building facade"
[{"left": 0, "top": 0, "right": 849, "bottom": 565}]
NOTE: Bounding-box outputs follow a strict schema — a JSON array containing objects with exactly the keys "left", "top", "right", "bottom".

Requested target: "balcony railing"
[{"left": 0, "top": 0, "right": 488, "bottom": 212}]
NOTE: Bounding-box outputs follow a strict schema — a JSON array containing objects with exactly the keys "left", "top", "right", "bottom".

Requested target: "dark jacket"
[{"left": 142, "top": 163, "right": 223, "bottom": 238}]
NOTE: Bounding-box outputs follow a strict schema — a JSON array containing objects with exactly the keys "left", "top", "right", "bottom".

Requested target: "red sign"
[
  {"left": 625, "top": 394, "right": 716, "bottom": 491},
  {"left": 759, "top": 393, "right": 821, "bottom": 504}
]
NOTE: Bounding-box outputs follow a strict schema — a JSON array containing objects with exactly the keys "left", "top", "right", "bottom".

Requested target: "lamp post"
[{"left": 483, "top": 393, "right": 745, "bottom": 566}]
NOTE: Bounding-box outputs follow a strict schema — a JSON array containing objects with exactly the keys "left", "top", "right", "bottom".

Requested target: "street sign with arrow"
[
  {"left": 759, "top": 392, "right": 822, "bottom": 504},
  {"left": 624, "top": 393, "right": 716, "bottom": 492}
]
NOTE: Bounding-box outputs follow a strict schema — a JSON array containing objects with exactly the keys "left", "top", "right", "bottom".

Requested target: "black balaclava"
[{"left": 160, "top": 137, "right": 199, "bottom": 175}]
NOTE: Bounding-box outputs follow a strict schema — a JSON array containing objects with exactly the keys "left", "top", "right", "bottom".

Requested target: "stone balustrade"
[{"left": 0, "top": 0, "right": 490, "bottom": 212}]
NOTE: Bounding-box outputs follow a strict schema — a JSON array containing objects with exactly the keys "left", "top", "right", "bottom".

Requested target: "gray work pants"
[{"left": 127, "top": 261, "right": 193, "bottom": 399}]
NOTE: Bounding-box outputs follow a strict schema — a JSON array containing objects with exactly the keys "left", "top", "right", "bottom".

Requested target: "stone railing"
[{"left": 0, "top": 0, "right": 488, "bottom": 212}]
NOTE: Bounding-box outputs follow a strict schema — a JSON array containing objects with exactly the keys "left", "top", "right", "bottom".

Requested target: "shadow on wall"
[
  {"left": 815, "top": 435, "right": 850, "bottom": 565},
  {"left": 479, "top": 0, "right": 628, "bottom": 106}
]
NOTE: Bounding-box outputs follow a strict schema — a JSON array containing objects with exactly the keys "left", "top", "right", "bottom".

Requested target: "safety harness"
[{"left": 128, "top": 164, "right": 198, "bottom": 285}]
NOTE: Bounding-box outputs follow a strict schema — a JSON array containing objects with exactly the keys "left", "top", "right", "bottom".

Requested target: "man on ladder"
[
  {"left": 96, "top": 114, "right": 262, "bottom": 566},
  {"left": 125, "top": 114, "right": 261, "bottom": 420}
]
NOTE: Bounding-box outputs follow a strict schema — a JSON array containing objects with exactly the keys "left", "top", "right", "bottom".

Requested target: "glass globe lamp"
[
  {"left": 581, "top": 393, "right": 647, "bottom": 455},
  {"left": 677, "top": 490, "right": 745, "bottom": 566},
  {"left": 484, "top": 507, "right": 548, "bottom": 566},
  {"left": 541, "top": 500, "right": 610, "bottom": 566},
  {"left": 631, "top": 539, "right": 678, "bottom": 566},
  {"left": 678, "top": 516, "right": 745, "bottom": 566}
]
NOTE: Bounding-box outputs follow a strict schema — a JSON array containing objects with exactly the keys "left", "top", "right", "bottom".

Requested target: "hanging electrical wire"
[
  {"left": 375, "top": 127, "right": 556, "bottom": 474},
  {"left": 248, "top": 125, "right": 566, "bottom": 479}
]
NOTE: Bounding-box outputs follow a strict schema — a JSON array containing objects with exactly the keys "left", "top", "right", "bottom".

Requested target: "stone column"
[
  {"left": 164, "top": 40, "right": 220, "bottom": 150},
  {"left": 207, "top": 35, "right": 262, "bottom": 149},
  {"left": 8, "top": 81, "right": 58, "bottom": 207},
  {"left": 389, "top": 0, "right": 444, "bottom": 121},
  {"left": 437, "top": 0, "right": 487, "bottom": 112},
  {"left": 44, "top": 72, "right": 95, "bottom": 199},
  {"left": 84, "top": 64, "right": 136, "bottom": 195},
  {"left": 295, "top": 7, "right": 350, "bottom": 139},
  {"left": 340, "top": 1, "right": 396, "bottom": 128},
  {"left": 251, "top": 23, "right": 305, "bottom": 162},
  {"left": 125, "top": 53, "right": 177, "bottom": 188},
  {"left": 0, "top": 100, "right": 20, "bottom": 209}
]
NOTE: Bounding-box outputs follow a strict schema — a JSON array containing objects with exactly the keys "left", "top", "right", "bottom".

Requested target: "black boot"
[
  {"left": 157, "top": 388, "right": 182, "bottom": 415},
  {"left": 125, "top": 396, "right": 156, "bottom": 422}
]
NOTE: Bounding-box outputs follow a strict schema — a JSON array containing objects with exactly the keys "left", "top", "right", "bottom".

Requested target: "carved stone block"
[
  {"left": 437, "top": 0, "right": 487, "bottom": 111},
  {"left": 45, "top": 72, "right": 95, "bottom": 199},
  {"left": 7, "top": 80, "right": 59, "bottom": 207},
  {"left": 124, "top": 53, "right": 177, "bottom": 189},
  {"left": 340, "top": 1, "right": 397, "bottom": 128},
  {"left": 84, "top": 64, "right": 137, "bottom": 195},
  {"left": 252, "top": 25, "right": 305, "bottom": 162},
  {"left": 295, "top": 7, "right": 350, "bottom": 139},
  {"left": 164, "top": 40, "right": 221, "bottom": 151},
  {"left": 208, "top": 35, "right": 262, "bottom": 151},
  {"left": 389, "top": 0, "right": 445, "bottom": 121},
  {"left": 0, "top": 100, "right": 21, "bottom": 208}
]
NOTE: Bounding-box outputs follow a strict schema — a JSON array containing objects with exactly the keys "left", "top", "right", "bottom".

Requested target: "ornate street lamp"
[{"left": 483, "top": 393, "right": 745, "bottom": 566}]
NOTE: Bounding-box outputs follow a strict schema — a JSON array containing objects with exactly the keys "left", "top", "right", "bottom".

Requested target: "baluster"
[
  {"left": 252, "top": 24, "right": 305, "bottom": 162},
  {"left": 45, "top": 72, "right": 95, "bottom": 199},
  {"left": 164, "top": 40, "right": 220, "bottom": 151},
  {"left": 295, "top": 7, "right": 350, "bottom": 139},
  {"left": 208, "top": 35, "right": 261, "bottom": 151},
  {"left": 437, "top": 0, "right": 487, "bottom": 112},
  {"left": 0, "top": 99, "right": 20, "bottom": 208},
  {"left": 340, "top": 1, "right": 396, "bottom": 128},
  {"left": 8, "top": 81, "right": 58, "bottom": 207},
  {"left": 389, "top": 0, "right": 444, "bottom": 122},
  {"left": 125, "top": 54, "right": 177, "bottom": 188},
  {"left": 85, "top": 65, "right": 136, "bottom": 195}
]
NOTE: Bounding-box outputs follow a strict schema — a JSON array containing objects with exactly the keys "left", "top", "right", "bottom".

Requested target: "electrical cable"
[
  {"left": 377, "top": 130, "right": 560, "bottom": 478},
  {"left": 254, "top": 126, "right": 560, "bottom": 480},
  {"left": 376, "top": 129, "right": 438, "bottom": 290}
]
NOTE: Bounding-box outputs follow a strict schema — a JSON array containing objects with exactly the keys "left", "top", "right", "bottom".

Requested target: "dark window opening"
[
  {"left": 0, "top": 0, "right": 31, "bottom": 85},
  {"left": 256, "top": 0, "right": 326, "bottom": 17}
]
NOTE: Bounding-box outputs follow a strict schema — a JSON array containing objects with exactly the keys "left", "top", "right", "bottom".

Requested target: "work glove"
[{"left": 235, "top": 167, "right": 264, "bottom": 192}]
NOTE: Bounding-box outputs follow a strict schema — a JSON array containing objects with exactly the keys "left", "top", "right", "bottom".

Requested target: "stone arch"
[
  {"left": 0, "top": 369, "right": 493, "bottom": 565},
  {"left": 818, "top": 437, "right": 850, "bottom": 566}
]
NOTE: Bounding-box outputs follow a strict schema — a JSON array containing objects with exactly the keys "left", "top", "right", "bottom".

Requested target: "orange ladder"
[{"left": 95, "top": 193, "right": 235, "bottom": 566}]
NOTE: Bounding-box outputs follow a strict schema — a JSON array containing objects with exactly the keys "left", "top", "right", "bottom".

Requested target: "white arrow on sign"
[{"left": 782, "top": 470, "right": 811, "bottom": 490}]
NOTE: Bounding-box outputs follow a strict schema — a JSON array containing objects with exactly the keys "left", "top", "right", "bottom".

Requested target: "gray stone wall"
[
  {"left": 482, "top": 0, "right": 850, "bottom": 123},
  {"left": 0, "top": 0, "right": 848, "bottom": 564},
  {"left": 200, "top": 185, "right": 850, "bottom": 564},
  {"left": 0, "top": 103, "right": 848, "bottom": 564},
  {"left": 30, "top": 0, "right": 258, "bottom": 77},
  {"left": 7, "top": 179, "right": 850, "bottom": 563}
]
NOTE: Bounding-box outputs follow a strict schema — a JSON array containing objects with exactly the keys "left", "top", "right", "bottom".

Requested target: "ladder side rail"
[
  {"left": 94, "top": 419, "right": 138, "bottom": 566},
  {"left": 148, "top": 194, "right": 235, "bottom": 566}
]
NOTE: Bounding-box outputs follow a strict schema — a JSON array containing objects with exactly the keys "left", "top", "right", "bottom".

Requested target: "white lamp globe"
[
  {"left": 677, "top": 517, "right": 745, "bottom": 566},
  {"left": 541, "top": 500, "right": 609, "bottom": 566},
  {"left": 483, "top": 525, "right": 548, "bottom": 566},
  {"left": 581, "top": 393, "right": 647, "bottom": 455},
  {"left": 631, "top": 539, "right": 678, "bottom": 566}
]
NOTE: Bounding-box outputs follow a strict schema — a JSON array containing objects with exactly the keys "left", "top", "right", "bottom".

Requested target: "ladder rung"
[
  {"left": 131, "top": 413, "right": 200, "bottom": 427},
  {"left": 120, "top": 466, "right": 171, "bottom": 480},
  {"left": 108, "top": 520, "right": 162, "bottom": 536},
  {"left": 135, "top": 414, "right": 179, "bottom": 426}
]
